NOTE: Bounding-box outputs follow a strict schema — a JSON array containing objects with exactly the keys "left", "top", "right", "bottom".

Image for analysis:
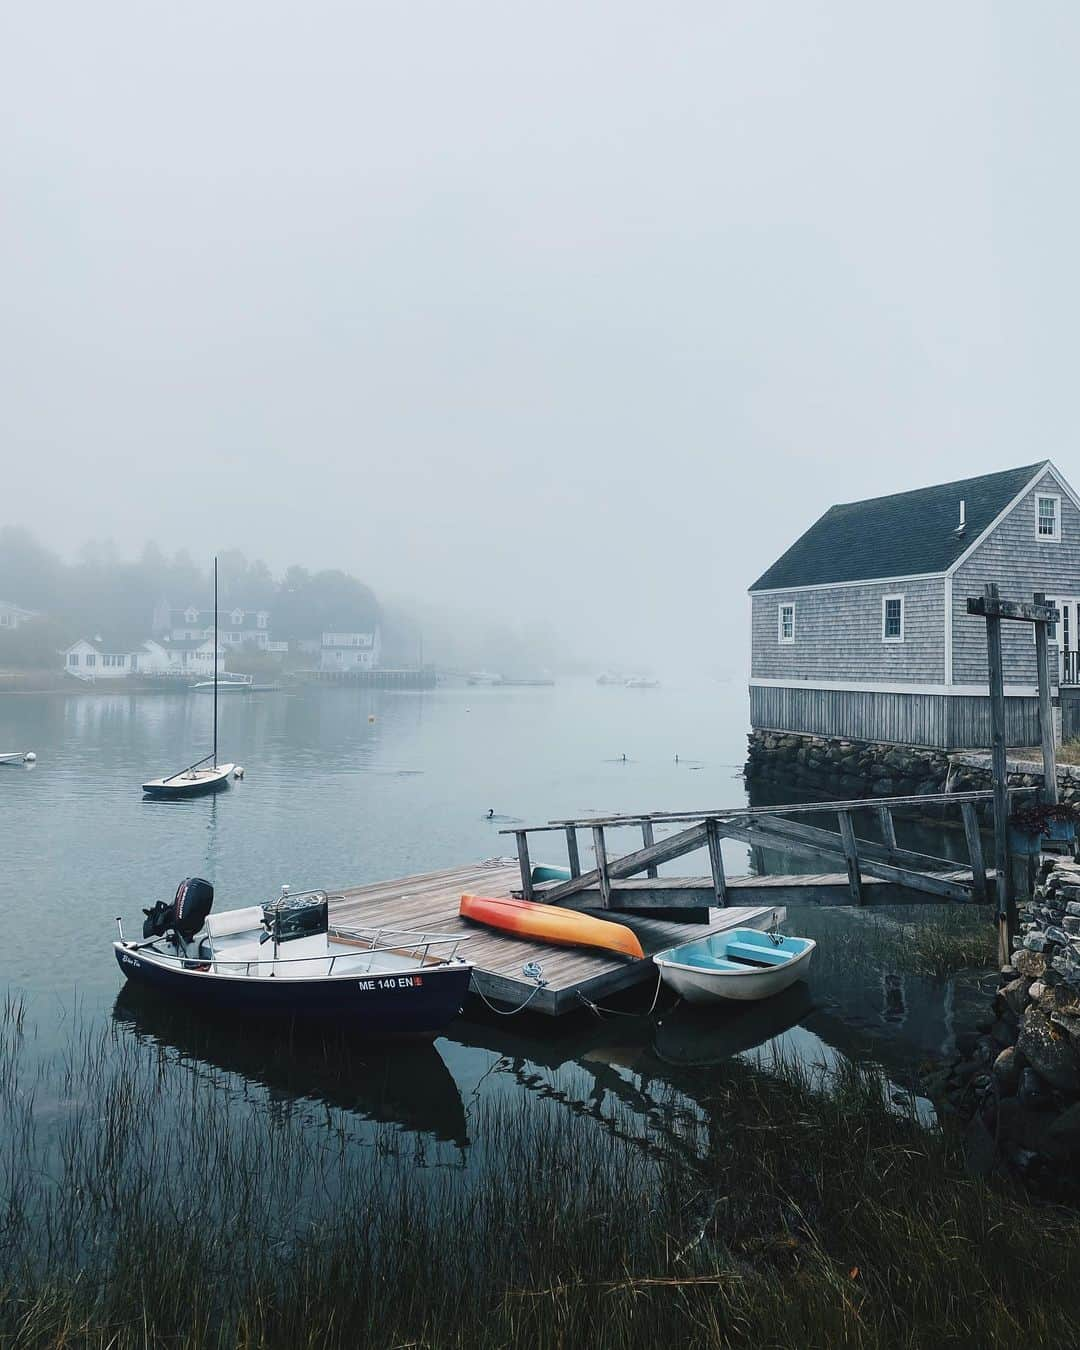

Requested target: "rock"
[
  {"left": 1029, "top": 981, "right": 1047, "bottom": 1004},
  {"left": 1015, "top": 949, "right": 1048, "bottom": 979},
  {"left": 1066, "top": 901, "right": 1080, "bottom": 918},
  {"left": 1019, "top": 1067, "right": 1053, "bottom": 1109},
  {"left": 993, "top": 1047, "right": 1024, "bottom": 1095},
  {"left": 1024, "top": 933, "right": 1050, "bottom": 954},
  {"left": 1043, "top": 1103, "right": 1080, "bottom": 1159},
  {"left": 1065, "top": 918, "right": 1080, "bottom": 935},
  {"left": 1017, "top": 1010, "right": 1080, "bottom": 1095},
  {"left": 998, "top": 978, "right": 1031, "bottom": 1018},
  {"left": 991, "top": 1018, "right": 1017, "bottom": 1048},
  {"left": 999, "top": 965, "right": 1019, "bottom": 984}
]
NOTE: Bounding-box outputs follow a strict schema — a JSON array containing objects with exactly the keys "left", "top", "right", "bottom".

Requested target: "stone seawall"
[{"left": 745, "top": 729, "right": 1080, "bottom": 808}]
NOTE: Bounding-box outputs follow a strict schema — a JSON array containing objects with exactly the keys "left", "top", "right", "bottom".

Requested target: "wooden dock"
[{"left": 329, "top": 862, "right": 786, "bottom": 1017}]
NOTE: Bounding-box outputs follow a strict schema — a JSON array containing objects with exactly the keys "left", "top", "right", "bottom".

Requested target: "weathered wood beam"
[
  {"left": 705, "top": 818, "right": 728, "bottom": 906},
  {"left": 959, "top": 801, "right": 988, "bottom": 903},
  {"left": 565, "top": 826, "right": 581, "bottom": 879},
  {"left": 966, "top": 595, "right": 1058, "bottom": 624},
  {"left": 1034, "top": 591, "right": 1059, "bottom": 808},
  {"left": 982, "top": 582, "right": 1015, "bottom": 963},
  {"left": 837, "top": 810, "right": 864, "bottom": 905},
  {"left": 515, "top": 830, "right": 534, "bottom": 901},
  {"left": 640, "top": 820, "right": 658, "bottom": 878},
  {"left": 877, "top": 805, "right": 898, "bottom": 850},
  {"left": 733, "top": 811, "right": 962, "bottom": 875},
  {"left": 592, "top": 825, "right": 611, "bottom": 908},
  {"left": 535, "top": 821, "right": 710, "bottom": 905}
]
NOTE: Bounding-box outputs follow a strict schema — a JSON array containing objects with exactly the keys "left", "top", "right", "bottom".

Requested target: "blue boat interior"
[{"left": 666, "top": 927, "right": 812, "bottom": 971}]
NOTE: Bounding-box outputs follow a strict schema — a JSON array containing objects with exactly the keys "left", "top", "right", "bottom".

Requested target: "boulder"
[
  {"left": 1017, "top": 1010, "right": 1080, "bottom": 1095},
  {"left": 1014, "top": 948, "right": 1048, "bottom": 979},
  {"left": 1043, "top": 1103, "right": 1080, "bottom": 1160},
  {"left": 992, "top": 1047, "right": 1024, "bottom": 1096},
  {"left": 997, "top": 978, "right": 1031, "bottom": 1018}
]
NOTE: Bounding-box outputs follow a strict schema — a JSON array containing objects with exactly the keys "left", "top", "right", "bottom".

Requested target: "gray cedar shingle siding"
[
  {"left": 952, "top": 468, "right": 1079, "bottom": 685},
  {"left": 751, "top": 577, "right": 945, "bottom": 684}
]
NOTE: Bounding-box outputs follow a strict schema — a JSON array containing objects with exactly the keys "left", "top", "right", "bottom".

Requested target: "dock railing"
[{"left": 500, "top": 788, "right": 1038, "bottom": 910}]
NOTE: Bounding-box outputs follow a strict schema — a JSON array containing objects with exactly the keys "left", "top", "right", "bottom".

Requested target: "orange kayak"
[{"left": 459, "top": 894, "right": 644, "bottom": 960}]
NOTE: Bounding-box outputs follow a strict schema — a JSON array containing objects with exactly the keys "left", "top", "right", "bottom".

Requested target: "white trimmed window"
[
  {"left": 777, "top": 603, "right": 795, "bottom": 644},
  {"left": 68, "top": 652, "right": 79, "bottom": 666},
  {"left": 1037, "top": 493, "right": 1061, "bottom": 541},
  {"left": 882, "top": 594, "right": 905, "bottom": 642}
]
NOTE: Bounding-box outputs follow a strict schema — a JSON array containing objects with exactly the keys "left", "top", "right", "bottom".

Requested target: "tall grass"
[{"left": 2, "top": 996, "right": 1079, "bottom": 1349}]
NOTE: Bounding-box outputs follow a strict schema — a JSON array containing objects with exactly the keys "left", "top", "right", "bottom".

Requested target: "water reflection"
[{"left": 112, "top": 984, "right": 469, "bottom": 1147}]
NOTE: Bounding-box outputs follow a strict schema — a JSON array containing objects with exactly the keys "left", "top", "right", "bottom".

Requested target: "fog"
[{"left": 2, "top": 2, "right": 1076, "bottom": 670}]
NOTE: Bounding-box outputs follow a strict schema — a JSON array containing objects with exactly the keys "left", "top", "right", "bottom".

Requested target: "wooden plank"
[
  {"left": 959, "top": 801, "right": 988, "bottom": 903},
  {"left": 592, "top": 825, "right": 611, "bottom": 908},
  {"left": 837, "top": 810, "right": 864, "bottom": 905},
  {"left": 983, "top": 583, "right": 1015, "bottom": 964},
  {"left": 565, "top": 826, "right": 581, "bottom": 878},
  {"left": 1034, "top": 591, "right": 1059, "bottom": 807},
  {"left": 640, "top": 821, "right": 658, "bottom": 879},
  {"left": 729, "top": 811, "right": 962, "bottom": 875},
  {"left": 967, "top": 595, "right": 1057, "bottom": 623},
  {"left": 535, "top": 821, "right": 709, "bottom": 904},
  {"left": 515, "top": 831, "right": 534, "bottom": 900},
  {"left": 878, "top": 805, "right": 898, "bottom": 850},
  {"left": 705, "top": 817, "right": 727, "bottom": 906}
]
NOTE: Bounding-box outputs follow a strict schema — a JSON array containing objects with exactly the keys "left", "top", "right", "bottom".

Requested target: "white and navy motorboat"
[
  {"left": 0, "top": 750, "right": 35, "bottom": 765},
  {"left": 653, "top": 926, "right": 816, "bottom": 1004},
  {"left": 190, "top": 672, "right": 252, "bottom": 693},
  {"left": 114, "top": 878, "right": 473, "bottom": 1036}
]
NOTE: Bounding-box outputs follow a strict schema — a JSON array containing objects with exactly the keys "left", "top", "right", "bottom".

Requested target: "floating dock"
[{"left": 329, "top": 862, "right": 786, "bottom": 1017}]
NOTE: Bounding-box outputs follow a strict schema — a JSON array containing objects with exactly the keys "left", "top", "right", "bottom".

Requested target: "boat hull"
[
  {"left": 142, "top": 765, "right": 235, "bottom": 798},
  {"left": 459, "top": 894, "right": 644, "bottom": 959},
  {"left": 654, "top": 931, "right": 816, "bottom": 1004},
  {"left": 114, "top": 944, "right": 472, "bottom": 1036}
]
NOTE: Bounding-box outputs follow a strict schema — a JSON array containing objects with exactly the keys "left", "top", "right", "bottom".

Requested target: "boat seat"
[
  {"left": 724, "top": 941, "right": 791, "bottom": 966},
  {"left": 205, "top": 906, "right": 264, "bottom": 939}
]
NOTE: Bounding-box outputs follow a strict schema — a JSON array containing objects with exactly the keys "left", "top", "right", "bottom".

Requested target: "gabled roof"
[{"left": 749, "top": 462, "right": 1057, "bottom": 592}]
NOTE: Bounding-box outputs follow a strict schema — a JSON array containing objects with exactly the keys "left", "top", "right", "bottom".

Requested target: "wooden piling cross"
[
  {"left": 965, "top": 584, "right": 1059, "bottom": 965},
  {"left": 705, "top": 818, "right": 728, "bottom": 906},
  {"left": 640, "top": 820, "right": 659, "bottom": 879},
  {"left": 836, "top": 809, "right": 864, "bottom": 905},
  {"left": 515, "top": 831, "right": 534, "bottom": 900},
  {"left": 564, "top": 826, "right": 581, "bottom": 879},
  {"left": 877, "top": 805, "right": 898, "bottom": 852},
  {"left": 592, "top": 825, "right": 611, "bottom": 908}
]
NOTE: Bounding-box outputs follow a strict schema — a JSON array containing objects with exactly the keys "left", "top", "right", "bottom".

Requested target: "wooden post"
[
  {"left": 705, "top": 818, "right": 728, "bottom": 906},
  {"left": 515, "top": 831, "right": 534, "bottom": 901},
  {"left": 640, "top": 820, "right": 659, "bottom": 878},
  {"left": 877, "top": 805, "right": 898, "bottom": 851},
  {"left": 837, "top": 810, "right": 864, "bottom": 905},
  {"left": 984, "top": 583, "right": 1014, "bottom": 965},
  {"left": 1034, "top": 592, "right": 1059, "bottom": 807},
  {"left": 592, "top": 825, "right": 611, "bottom": 908},
  {"left": 564, "top": 826, "right": 581, "bottom": 879},
  {"left": 959, "top": 801, "right": 988, "bottom": 903}
]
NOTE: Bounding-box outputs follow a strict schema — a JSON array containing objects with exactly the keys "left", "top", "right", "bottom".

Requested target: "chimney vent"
[{"left": 954, "top": 499, "right": 966, "bottom": 535}]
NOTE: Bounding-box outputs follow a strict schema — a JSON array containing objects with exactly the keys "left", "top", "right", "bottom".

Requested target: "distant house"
[
  {"left": 749, "top": 461, "right": 1080, "bottom": 749},
  {"left": 319, "top": 628, "right": 382, "bottom": 672},
  {"left": 0, "top": 601, "right": 41, "bottom": 630},
  {"left": 63, "top": 635, "right": 224, "bottom": 680},
  {"left": 157, "top": 606, "right": 273, "bottom": 650}
]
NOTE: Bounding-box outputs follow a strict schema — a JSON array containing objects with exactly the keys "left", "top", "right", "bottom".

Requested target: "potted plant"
[{"left": 1007, "top": 800, "right": 1079, "bottom": 853}]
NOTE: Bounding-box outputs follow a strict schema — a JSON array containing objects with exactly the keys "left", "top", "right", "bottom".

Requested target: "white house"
[
  {"left": 319, "top": 628, "right": 382, "bottom": 671},
  {"left": 0, "top": 601, "right": 41, "bottom": 630},
  {"left": 158, "top": 605, "right": 273, "bottom": 649},
  {"left": 63, "top": 635, "right": 224, "bottom": 680},
  {"left": 63, "top": 636, "right": 142, "bottom": 680}
]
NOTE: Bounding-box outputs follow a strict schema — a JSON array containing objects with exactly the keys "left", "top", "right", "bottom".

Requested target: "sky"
[{"left": 2, "top": 2, "right": 1077, "bottom": 670}]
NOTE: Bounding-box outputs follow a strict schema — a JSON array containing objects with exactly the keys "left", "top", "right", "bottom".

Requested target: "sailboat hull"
[{"left": 142, "top": 764, "right": 235, "bottom": 798}]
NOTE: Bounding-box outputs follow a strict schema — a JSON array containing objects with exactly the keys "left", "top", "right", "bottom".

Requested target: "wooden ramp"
[{"left": 329, "top": 862, "right": 785, "bottom": 1017}]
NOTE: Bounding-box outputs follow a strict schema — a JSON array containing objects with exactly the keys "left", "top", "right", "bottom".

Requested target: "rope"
[
  {"left": 473, "top": 979, "right": 548, "bottom": 1016},
  {"left": 576, "top": 966, "right": 665, "bottom": 1019}
]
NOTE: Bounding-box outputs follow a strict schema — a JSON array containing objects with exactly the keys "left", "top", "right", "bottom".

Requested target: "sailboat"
[{"left": 143, "top": 558, "right": 236, "bottom": 799}]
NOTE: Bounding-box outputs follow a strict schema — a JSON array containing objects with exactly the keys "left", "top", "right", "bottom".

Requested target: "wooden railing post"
[
  {"left": 515, "top": 831, "right": 534, "bottom": 901},
  {"left": 640, "top": 820, "right": 659, "bottom": 878},
  {"left": 837, "top": 810, "right": 864, "bottom": 905},
  {"left": 985, "top": 582, "right": 1014, "bottom": 965},
  {"left": 877, "top": 805, "right": 898, "bottom": 852},
  {"left": 565, "top": 826, "right": 581, "bottom": 879},
  {"left": 705, "top": 818, "right": 728, "bottom": 906},
  {"left": 1034, "top": 592, "right": 1059, "bottom": 807},
  {"left": 960, "top": 801, "right": 988, "bottom": 903},
  {"left": 592, "top": 825, "right": 611, "bottom": 908}
]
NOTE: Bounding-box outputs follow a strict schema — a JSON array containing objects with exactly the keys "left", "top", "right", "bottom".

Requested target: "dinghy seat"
[
  {"left": 205, "top": 906, "right": 265, "bottom": 940},
  {"left": 725, "top": 941, "right": 791, "bottom": 967}
]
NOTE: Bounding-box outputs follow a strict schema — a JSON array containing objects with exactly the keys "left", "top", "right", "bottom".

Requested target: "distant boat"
[
  {"left": 0, "top": 751, "right": 34, "bottom": 765},
  {"left": 191, "top": 672, "right": 252, "bottom": 693},
  {"left": 625, "top": 677, "right": 660, "bottom": 689},
  {"left": 498, "top": 678, "right": 555, "bottom": 687},
  {"left": 653, "top": 928, "right": 816, "bottom": 1004},
  {"left": 143, "top": 558, "right": 236, "bottom": 800},
  {"left": 466, "top": 671, "right": 502, "bottom": 686},
  {"left": 596, "top": 674, "right": 620, "bottom": 685}
]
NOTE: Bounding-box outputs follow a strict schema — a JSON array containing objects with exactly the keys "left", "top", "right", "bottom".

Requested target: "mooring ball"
[
  {"left": 368, "top": 714, "right": 376, "bottom": 723},
  {"left": 234, "top": 766, "right": 245, "bottom": 779}
]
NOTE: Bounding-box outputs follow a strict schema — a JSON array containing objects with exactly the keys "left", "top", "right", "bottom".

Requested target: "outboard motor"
[{"left": 142, "top": 877, "right": 215, "bottom": 941}]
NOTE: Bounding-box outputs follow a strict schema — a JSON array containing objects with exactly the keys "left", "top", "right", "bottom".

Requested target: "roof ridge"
[{"left": 828, "top": 460, "right": 1049, "bottom": 513}]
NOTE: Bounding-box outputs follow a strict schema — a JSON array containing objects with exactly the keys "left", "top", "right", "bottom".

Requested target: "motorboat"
[
  {"left": 653, "top": 927, "right": 815, "bottom": 1004},
  {"left": 0, "top": 750, "right": 35, "bottom": 765},
  {"left": 459, "top": 893, "right": 644, "bottom": 959},
  {"left": 625, "top": 677, "right": 660, "bottom": 689},
  {"left": 190, "top": 672, "right": 252, "bottom": 692},
  {"left": 115, "top": 879, "right": 473, "bottom": 1036}
]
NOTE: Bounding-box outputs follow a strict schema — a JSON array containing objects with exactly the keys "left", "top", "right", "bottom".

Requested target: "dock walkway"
[{"left": 329, "top": 862, "right": 785, "bottom": 1016}]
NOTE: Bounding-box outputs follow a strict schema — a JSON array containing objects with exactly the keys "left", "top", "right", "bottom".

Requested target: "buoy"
[
  {"left": 23, "top": 751, "right": 36, "bottom": 763},
  {"left": 234, "top": 766, "right": 245, "bottom": 779},
  {"left": 368, "top": 714, "right": 376, "bottom": 724}
]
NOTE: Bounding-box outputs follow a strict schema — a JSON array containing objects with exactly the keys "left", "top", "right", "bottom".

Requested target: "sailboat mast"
[{"left": 213, "top": 556, "right": 218, "bottom": 769}]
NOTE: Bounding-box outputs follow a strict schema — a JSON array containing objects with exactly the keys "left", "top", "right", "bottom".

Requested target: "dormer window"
[
  {"left": 230, "top": 609, "right": 243, "bottom": 625},
  {"left": 185, "top": 608, "right": 198, "bottom": 623},
  {"left": 1037, "top": 494, "right": 1061, "bottom": 541},
  {"left": 257, "top": 612, "right": 267, "bottom": 628}
]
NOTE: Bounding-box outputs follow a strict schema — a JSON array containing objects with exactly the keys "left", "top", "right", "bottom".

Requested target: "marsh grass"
[
  {"left": 2, "top": 997, "right": 1080, "bottom": 1349},
  {"left": 800, "top": 902, "right": 998, "bottom": 983}
]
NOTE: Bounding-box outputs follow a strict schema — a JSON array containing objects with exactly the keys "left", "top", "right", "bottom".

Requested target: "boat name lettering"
[
  {"left": 121, "top": 955, "right": 141, "bottom": 969},
  {"left": 356, "top": 976, "right": 423, "bottom": 991}
]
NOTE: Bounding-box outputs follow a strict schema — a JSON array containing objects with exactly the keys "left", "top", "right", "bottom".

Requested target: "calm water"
[{"left": 1, "top": 679, "right": 988, "bottom": 1172}]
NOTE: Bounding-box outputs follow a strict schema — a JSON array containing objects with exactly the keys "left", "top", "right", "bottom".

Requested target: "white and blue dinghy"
[
  {"left": 114, "top": 878, "right": 474, "bottom": 1037},
  {"left": 653, "top": 927, "right": 816, "bottom": 1005}
]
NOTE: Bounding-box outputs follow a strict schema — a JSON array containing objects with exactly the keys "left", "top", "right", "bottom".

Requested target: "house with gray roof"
[{"left": 749, "top": 461, "right": 1080, "bottom": 749}]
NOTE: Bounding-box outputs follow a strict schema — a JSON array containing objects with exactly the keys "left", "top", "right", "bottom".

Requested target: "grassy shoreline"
[{"left": 3, "top": 991, "right": 1080, "bottom": 1349}]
